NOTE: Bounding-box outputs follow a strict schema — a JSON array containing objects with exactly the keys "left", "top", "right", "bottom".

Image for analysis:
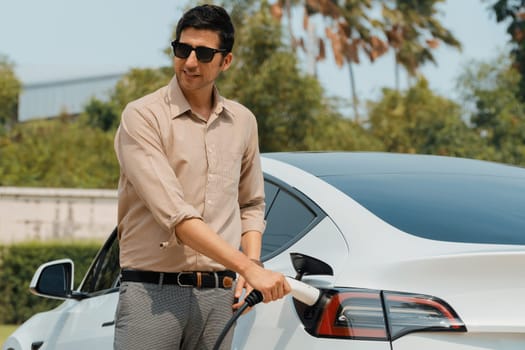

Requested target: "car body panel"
[
  {"left": 3, "top": 300, "right": 78, "bottom": 350},
  {"left": 4, "top": 294, "right": 116, "bottom": 350},
  {"left": 232, "top": 217, "right": 377, "bottom": 349},
  {"left": 392, "top": 332, "right": 525, "bottom": 350},
  {"left": 258, "top": 217, "right": 348, "bottom": 281},
  {"left": 375, "top": 250, "right": 525, "bottom": 333},
  {"left": 44, "top": 292, "right": 116, "bottom": 350}
]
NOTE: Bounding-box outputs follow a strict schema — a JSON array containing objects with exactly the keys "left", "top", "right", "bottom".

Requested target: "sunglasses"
[{"left": 171, "top": 41, "right": 227, "bottom": 63}]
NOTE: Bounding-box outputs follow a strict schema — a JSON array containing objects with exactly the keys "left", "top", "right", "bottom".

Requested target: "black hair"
[{"left": 175, "top": 4, "right": 235, "bottom": 53}]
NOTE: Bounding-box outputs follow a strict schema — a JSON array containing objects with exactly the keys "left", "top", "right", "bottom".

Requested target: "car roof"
[{"left": 262, "top": 151, "right": 525, "bottom": 178}]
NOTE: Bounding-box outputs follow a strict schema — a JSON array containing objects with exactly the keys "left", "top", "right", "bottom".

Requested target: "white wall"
[{"left": 0, "top": 187, "right": 117, "bottom": 244}]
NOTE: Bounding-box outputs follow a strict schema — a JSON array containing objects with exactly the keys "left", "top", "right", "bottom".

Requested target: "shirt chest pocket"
[{"left": 213, "top": 151, "right": 243, "bottom": 194}]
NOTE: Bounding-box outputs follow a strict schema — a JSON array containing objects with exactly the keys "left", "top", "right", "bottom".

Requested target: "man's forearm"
[
  {"left": 174, "top": 218, "right": 254, "bottom": 275},
  {"left": 240, "top": 230, "right": 262, "bottom": 261},
  {"left": 175, "top": 218, "right": 290, "bottom": 302}
]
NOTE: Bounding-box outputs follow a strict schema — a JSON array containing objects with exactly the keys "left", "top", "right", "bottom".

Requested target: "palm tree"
[
  {"left": 272, "top": 0, "right": 389, "bottom": 122},
  {"left": 382, "top": 0, "right": 461, "bottom": 90},
  {"left": 271, "top": 0, "right": 460, "bottom": 121}
]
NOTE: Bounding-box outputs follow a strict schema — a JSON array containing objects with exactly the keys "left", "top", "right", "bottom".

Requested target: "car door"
[{"left": 45, "top": 230, "right": 120, "bottom": 350}]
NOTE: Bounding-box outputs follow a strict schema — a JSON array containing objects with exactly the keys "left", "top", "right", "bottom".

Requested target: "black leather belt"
[{"left": 120, "top": 269, "right": 236, "bottom": 289}]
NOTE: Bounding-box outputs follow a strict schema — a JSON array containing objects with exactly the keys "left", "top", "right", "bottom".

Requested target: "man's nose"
[{"left": 185, "top": 50, "right": 199, "bottom": 67}]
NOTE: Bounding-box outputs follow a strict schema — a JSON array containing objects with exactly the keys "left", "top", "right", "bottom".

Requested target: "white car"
[{"left": 4, "top": 152, "right": 525, "bottom": 350}]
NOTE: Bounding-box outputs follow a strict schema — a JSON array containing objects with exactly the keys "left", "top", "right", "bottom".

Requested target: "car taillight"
[
  {"left": 294, "top": 288, "right": 466, "bottom": 341},
  {"left": 317, "top": 289, "right": 388, "bottom": 340},
  {"left": 383, "top": 291, "right": 466, "bottom": 340}
]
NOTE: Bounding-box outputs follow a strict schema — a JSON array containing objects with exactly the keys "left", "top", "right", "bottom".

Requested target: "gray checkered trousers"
[{"left": 114, "top": 281, "right": 236, "bottom": 350}]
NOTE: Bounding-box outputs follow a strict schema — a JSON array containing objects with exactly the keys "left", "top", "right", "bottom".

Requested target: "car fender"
[{"left": 2, "top": 300, "right": 78, "bottom": 350}]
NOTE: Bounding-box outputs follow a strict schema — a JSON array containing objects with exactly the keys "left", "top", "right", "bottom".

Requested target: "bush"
[
  {"left": 0, "top": 119, "right": 119, "bottom": 188},
  {"left": 0, "top": 241, "right": 101, "bottom": 324}
]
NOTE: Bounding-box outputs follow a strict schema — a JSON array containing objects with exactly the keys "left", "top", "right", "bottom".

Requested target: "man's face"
[{"left": 174, "top": 28, "right": 232, "bottom": 95}]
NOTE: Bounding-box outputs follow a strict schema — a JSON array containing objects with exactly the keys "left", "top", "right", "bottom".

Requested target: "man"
[{"left": 113, "top": 4, "right": 290, "bottom": 350}]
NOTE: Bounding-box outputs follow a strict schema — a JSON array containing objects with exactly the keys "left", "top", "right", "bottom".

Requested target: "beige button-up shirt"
[{"left": 114, "top": 76, "right": 265, "bottom": 272}]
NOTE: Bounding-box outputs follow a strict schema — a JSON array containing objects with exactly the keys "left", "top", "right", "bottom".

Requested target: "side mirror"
[
  {"left": 30, "top": 259, "right": 74, "bottom": 300},
  {"left": 290, "top": 252, "right": 333, "bottom": 280}
]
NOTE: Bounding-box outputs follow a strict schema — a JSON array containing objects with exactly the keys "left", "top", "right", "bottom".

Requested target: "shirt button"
[{"left": 207, "top": 199, "right": 213, "bottom": 204}]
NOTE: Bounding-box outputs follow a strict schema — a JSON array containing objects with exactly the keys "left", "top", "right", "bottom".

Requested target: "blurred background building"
[{"left": 18, "top": 73, "right": 123, "bottom": 121}]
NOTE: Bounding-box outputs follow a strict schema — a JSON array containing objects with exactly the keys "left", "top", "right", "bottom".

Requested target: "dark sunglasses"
[{"left": 171, "top": 41, "right": 227, "bottom": 63}]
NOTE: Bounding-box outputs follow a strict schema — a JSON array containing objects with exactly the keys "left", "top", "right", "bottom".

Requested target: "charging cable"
[
  {"left": 212, "top": 277, "right": 321, "bottom": 350},
  {"left": 212, "top": 289, "right": 264, "bottom": 350}
]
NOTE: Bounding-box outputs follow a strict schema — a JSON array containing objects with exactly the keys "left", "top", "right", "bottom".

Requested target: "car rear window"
[{"left": 323, "top": 173, "right": 525, "bottom": 245}]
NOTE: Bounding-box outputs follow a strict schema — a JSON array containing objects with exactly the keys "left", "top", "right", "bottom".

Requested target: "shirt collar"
[
  {"left": 167, "top": 76, "right": 234, "bottom": 121},
  {"left": 167, "top": 76, "right": 191, "bottom": 119}
]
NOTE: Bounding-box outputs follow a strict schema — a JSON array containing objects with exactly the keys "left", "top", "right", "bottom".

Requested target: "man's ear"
[{"left": 221, "top": 52, "right": 233, "bottom": 72}]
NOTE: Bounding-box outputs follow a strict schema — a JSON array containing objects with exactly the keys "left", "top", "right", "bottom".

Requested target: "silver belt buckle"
[
  {"left": 176, "top": 272, "right": 194, "bottom": 287},
  {"left": 212, "top": 272, "right": 219, "bottom": 288}
]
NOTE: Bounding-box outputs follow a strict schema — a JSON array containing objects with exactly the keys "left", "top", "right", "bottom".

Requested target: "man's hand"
[
  {"left": 241, "top": 263, "right": 291, "bottom": 304},
  {"left": 232, "top": 275, "right": 253, "bottom": 312},
  {"left": 234, "top": 265, "right": 291, "bottom": 311}
]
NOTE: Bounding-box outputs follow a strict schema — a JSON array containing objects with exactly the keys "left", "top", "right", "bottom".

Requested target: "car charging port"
[{"left": 293, "top": 288, "right": 333, "bottom": 335}]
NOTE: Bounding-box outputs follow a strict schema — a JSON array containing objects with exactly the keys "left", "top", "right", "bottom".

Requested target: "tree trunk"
[
  {"left": 395, "top": 53, "right": 400, "bottom": 92},
  {"left": 349, "top": 62, "right": 360, "bottom": 123},
  {"left": 285, "top": 0, "right": 295, "bottom": 51}
]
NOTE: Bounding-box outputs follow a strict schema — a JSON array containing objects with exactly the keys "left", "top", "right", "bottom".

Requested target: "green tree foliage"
[
  {"left": 111, "top": 67, "right": 173, "bottom": 113},
  {"left": 83, "top": 98, "right": 119, "bottom": 132},
  {"left": 457, "top": 55, "right": 525, "bottom": 165},
  {"left": 489, "top": 0, "right": 525, "bottom": 102},
  {"left": 0, "top": 117, "right": 119, "bottom": 188},
  {"left": 0, "top": 55, "right": 22, "bottom": 130},
  {"left": 368, "top": 78, "right": 485, "bottom": 157},
  {"left": 305, "top": 113, "right": 385, "bottom": 151},
  {"left": 82, "top": 67, "right": 172, "bottom": 131}
]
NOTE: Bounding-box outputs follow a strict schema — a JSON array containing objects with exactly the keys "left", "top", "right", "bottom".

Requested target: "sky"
[{"left": 0, "top": 0, "right": 512, "bottom": 108}]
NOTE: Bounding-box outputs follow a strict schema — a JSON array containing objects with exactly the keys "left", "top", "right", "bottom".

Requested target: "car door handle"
[
  {"left": 102, "top": 320, "right": 115, "bottom": 327},
  {"left": 31, "top": 341, "right": 44, "bottom": 350}
]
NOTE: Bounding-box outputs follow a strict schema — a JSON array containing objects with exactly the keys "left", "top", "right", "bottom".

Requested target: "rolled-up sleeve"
[
  {"left": 238, "top": 117, "right": 266, "bottom": 235},
  {"left": 115, "top": 104, "right": 202, "bottom": 244}
]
